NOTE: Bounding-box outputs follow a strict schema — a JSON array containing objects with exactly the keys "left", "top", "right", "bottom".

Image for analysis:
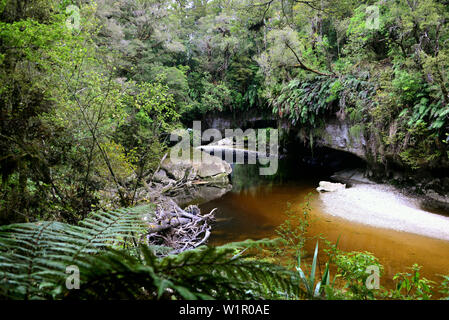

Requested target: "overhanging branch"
[{"left": 284, "top": 41, "right": 334, "bottom": 77}]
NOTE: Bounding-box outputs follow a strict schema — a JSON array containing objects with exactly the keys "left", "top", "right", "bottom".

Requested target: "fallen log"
[
  {"left": 147, "top": 217, "right": 191, "bottom": 233},
  {"left": 143, "top": 197, "right": 216, "bottom": 256}
]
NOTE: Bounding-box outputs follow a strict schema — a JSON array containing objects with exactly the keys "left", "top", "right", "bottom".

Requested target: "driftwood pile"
[{"left": 143, "top": 197, "right": 216, "bottom": 255}]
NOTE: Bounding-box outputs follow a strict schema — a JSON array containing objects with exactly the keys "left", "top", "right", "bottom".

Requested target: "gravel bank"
[{"left": 319, "top": 183, "right": 449, "bottom": 241}]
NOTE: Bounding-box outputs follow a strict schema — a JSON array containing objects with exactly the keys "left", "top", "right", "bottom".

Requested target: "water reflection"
[{"left": 199, "top": 159, "right": 449, "bottom": 291}]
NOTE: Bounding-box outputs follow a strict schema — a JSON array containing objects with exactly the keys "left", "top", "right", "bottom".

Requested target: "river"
[{"left": 199, "top": 157, "right": 449, "bottom": 292}]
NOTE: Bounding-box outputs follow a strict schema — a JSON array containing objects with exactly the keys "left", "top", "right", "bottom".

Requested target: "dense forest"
[{"left": 1, "top": 0, "right": 449, "bottom": 301}]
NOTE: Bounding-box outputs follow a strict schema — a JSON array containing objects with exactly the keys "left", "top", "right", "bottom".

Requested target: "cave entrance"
[{"left": 279, "top": 143, "right": 367, "bottom": 182}]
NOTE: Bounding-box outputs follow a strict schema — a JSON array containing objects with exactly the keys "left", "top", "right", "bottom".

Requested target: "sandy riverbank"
[{"left": 319, "top": 183, "right": 449, "bottom": 241}]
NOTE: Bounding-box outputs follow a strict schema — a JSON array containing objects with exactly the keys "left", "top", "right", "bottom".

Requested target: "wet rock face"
[
  {"left": 423, "top": 190, "right": 449, "bottom": 212},
  {"left": 418, "top": 178, "right": 449, "bottom": 212},
  {"left": 331, "top": 169, "right": 375, "bottom": 186},
  {"left": 314, "top": 119, "right": 367, "bottom": 160}
]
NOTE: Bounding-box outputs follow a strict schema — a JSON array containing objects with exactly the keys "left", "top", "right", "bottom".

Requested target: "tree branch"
[{"left": 284, "top": 41, "right": 334, "bottom": 77}]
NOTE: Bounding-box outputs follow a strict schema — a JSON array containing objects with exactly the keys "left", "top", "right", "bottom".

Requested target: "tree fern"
[
  {"left": 0, "top": 205, "right": 151, "bottom": 299},
  {"left": 0, "top": 206, "right": 301, "bottom": 300}
]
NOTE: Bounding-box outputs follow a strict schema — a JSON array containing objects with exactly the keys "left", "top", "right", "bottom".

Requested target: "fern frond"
[
  {"left": 64, "top": 244, "right": 302, "bottom": 300},
  {"left": 0, "top": 205, "right": 151, "bottom": 299},
  {"left": 0, "top": 204, "right": 301, "bottom": 300}
]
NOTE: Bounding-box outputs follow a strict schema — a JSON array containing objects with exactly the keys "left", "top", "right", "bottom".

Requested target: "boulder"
[
  {"left": 331, "top": 169, "right": 374, "bottom": 186},
  {"left": 212, "top": 137, "right": 234, "bottom": 147},
  {"left": 153, "top": 169, "right": 173, "bottom": 184},
  {"left": 316, "top": 181, "right": 346, "bottom": 193},
  {"left": 197, "top": 153, "right": 232, "bottom": 178},
  {"left": 422, "top": 189, "right": 449, "bottom": 212},
  {"left": 161, "top": 158, "right": 192, "bottom": 181},
  {"left": 155, "top": 151, "right": 233, "bottom": 207},
  {"left": 160, "top": 151, "right": 232, "bottom": 184}
]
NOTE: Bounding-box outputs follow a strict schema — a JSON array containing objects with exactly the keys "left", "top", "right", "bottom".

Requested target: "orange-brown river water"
[{"left": 199, "top": 161, "right": 449, "bottom": 291}]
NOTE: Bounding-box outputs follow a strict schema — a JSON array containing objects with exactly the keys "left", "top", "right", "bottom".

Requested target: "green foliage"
[
  {"left": 296, "top": 241, "right": 330, "bottom": 299},
  {"left": 0, "top": 205, "right": 151, "bottom": 299},
  {"left": 0, "top": 1, "right": 113, "bottom": 223},
  {"left": 327, "top": 79, "right": 343, "bottom": 103},
  {"left": 131, "top": 82, "right": 180, "bottom": 131},
  {"left": 0, "top": 206, "right": 302, "bottom": 300},
  {"left": 255, "top": 0, "right": 449, "bottom": 170},
  {"left": 386, "top": 264, "right": 435, "bottom": 300},
  {"left": 392, "top": 69, "right": 424, "bottom": 105},
  {"left": 348, "top": 124, "right": 365, "bottom": 142},
  {"left": 272, "top": 74, "right": 377, "bottom": 134},
  {"left": 399, "top": 122, "right": 442, "bottom": 170},
  {"left": 97, "top": 141, "right": 137, "bottom": 185},
  {"left": 0, "top": 1, "right": 184, "bottom": 223},
  {"left": 274, "top": 194, "right": 313, "bottom": 266},
  {"left": 67, "top": 245, "right": 302, "bottom": 300},
  {"left": 192, "top": 77, "right": 232, "bottom": 113},
  {"left": 272, "top": 77, "right": 338, "bottom": 127},
  {"left": 332, "top": 249, "right": 383, "bottom": 300},
  {"left": 439, "top": 275, "right": 449, "bottom": 300}
]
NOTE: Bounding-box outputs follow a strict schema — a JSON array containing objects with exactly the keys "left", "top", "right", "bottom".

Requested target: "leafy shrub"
[
  {"left": 332, "top": 250, "right": 383, "bottom": 300},
  {"left": 392, "top": 69, "right": 424, "bottom": 105},
  {"left": 386, "top": 264, "right": 434, "bottom": 300}
]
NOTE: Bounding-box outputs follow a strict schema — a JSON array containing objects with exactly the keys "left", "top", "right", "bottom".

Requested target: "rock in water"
[
  {"left": 161, "top": 151, "right": 232, "bottom": 182},
  {"left": 153, "top": 151, "right": 233, "bottom": 207},
  {"left": 316, "top": 181, "right": 346, "bottom": 193},
  {"left": 196, "top": 152, "right": 232, "bottom": 178}
]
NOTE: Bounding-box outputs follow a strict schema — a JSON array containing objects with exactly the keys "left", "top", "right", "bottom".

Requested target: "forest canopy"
[{"left": 1, "top": 0, "right": 448, "bottom": 223}]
